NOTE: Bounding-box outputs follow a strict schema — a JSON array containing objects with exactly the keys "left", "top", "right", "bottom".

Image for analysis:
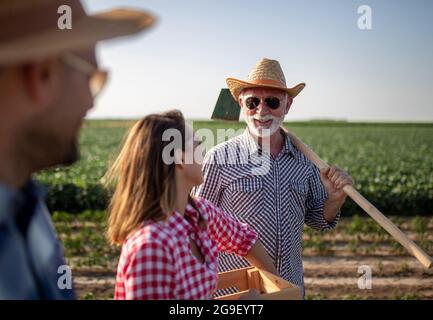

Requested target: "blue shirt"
[{"left": 0, "top": 180, "right": 75, "bottom": 299}]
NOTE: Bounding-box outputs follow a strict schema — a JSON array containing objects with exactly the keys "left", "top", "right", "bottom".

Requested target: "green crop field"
[
  {"left": 38, "top": 120, "right": 433, "bottom": 300},
  {"left": 36, "top": 120, "right": 433, "bottom": 216}
]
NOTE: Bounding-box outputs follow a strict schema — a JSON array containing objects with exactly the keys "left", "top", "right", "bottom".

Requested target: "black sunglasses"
[{"left": 245, "top": 96, "right": 281, "bottom": 110}]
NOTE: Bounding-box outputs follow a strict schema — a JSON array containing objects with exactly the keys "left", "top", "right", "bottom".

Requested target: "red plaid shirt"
[{"left": 114, "top": 197, "right": 258, "bottom": 300}]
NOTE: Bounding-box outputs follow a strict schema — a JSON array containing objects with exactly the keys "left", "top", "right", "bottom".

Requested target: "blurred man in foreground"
[{"left": 0, "top": 0, "right": 155, "bottom": 299}]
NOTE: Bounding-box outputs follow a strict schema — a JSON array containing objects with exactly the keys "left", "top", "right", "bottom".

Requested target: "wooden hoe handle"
[{"left": 284, "top": 129, "right": 433, "bottom": 269}]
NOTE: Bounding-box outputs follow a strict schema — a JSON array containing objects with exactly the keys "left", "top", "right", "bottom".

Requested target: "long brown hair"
[{"left": 105, "top": 109, "right": 201, "bottom": 245}]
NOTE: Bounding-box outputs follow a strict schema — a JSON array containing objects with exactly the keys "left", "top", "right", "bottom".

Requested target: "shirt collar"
[
  {"left": 0, "top": 182, "right": 20, "bottom": 224},
  {"left": 165, "top": 202, "right": 201, "bottom": 237},
  {"left": 242, "top": 127, "right": 296, "bottom": 157},
  {"left": 0, "top": 179, "right": 46, "bottom": 225}
]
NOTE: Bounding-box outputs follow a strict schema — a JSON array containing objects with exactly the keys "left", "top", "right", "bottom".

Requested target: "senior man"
[
  {"left": 0, "top": 0, "right": 155, "bottom": 299},
  {"left": 194, "top": 58, "right": 353, "bottom": 296}
]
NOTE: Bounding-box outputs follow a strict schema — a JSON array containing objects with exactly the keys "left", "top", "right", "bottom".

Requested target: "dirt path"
[
  {"left": 303, "top": 256, "right": 433, "bottom": 299},
  {"left": 71, "top": 255, "right": 433, "bottom": 300}
]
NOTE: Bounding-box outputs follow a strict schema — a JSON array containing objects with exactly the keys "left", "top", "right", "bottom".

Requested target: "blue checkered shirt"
[{"left": 193, "top": 128, "right": 340, "bottom": 296}]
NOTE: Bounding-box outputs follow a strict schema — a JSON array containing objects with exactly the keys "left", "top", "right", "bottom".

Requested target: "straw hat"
[
  {"left": 0, "top": 0, "right": 156, "bottom": 65},
  {"left": 226, "top": 58, "right": 305, "bottom": 101}
]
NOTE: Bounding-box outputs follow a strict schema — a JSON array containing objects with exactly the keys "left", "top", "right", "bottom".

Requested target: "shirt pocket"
[
  {"left": 229, "top": 177, "right": 263, "bottom": 193},
  {"left": 287, "top": 180, "right": 308, "bottom": 214},
  {"left": 226, "top": 177, "right": 263, "bottom": 219}
]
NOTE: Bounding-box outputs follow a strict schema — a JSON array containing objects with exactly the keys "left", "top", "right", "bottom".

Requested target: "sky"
[{"left": 83, "top": 0, "right": 433, "bottom": 122}]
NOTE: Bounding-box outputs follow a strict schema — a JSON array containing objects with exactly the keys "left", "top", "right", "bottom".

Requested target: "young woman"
[{"left": 106, "top": 110, "right": 277, "bottom": 300}]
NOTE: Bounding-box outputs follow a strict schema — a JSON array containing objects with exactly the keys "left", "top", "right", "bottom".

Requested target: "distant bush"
[{"left": 45, "top": 183, "right": 109, "bottom": 213}]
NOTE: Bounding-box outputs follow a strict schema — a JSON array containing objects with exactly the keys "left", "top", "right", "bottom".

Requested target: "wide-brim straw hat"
[
  {"left": 0, "top": 0, "right": 156, "bottom": 65},
  {"left": 226, "top": 58, "right": 306, "bottom": 101}
]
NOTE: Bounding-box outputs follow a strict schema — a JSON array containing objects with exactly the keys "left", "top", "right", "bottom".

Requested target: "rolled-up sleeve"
[
  {"left": 202, "top": 199, "right": 258, "bottom": 256},
  {"left": 305, "top": 166, "right": 340, "bottom": 231}
]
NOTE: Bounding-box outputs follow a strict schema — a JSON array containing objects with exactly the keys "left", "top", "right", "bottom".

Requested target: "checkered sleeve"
[
  {"left": 305, "top": 166, "right": 341, "bottom": 231},
  {"left": 201, "top": 199, "right": 258, "bottom": 256},
  {"left": 192, "top": 150, "right": 223, "bottom": 206},
  {"left": 123, "top": 241, "right": 175, "bottom": 300}
]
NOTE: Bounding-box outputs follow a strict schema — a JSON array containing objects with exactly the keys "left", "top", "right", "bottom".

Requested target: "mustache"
[{"left": 248, "top": 114, "right": 276, "bottom": 121}]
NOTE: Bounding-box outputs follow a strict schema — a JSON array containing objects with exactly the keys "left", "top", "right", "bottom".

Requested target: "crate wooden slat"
[{"left": 215, "top": 267, "right": 302, "bottom": 300}]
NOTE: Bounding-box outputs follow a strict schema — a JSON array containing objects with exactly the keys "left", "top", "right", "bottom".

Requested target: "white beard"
[{"left": 245, "top": 113, "right": 284, "bottom": 138}]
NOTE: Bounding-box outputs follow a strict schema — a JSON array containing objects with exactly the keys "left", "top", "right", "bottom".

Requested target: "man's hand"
[
  {"left": 319, "top": 165, "right": 354, "bottom": 223},
  {"left": 320, "top": 165, "right": 354, "bottom": 202}
]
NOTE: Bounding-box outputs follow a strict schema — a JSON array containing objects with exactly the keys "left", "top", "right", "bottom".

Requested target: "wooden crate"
[{"left": 215, "top": 267, "right": 302, "bottom": 300}]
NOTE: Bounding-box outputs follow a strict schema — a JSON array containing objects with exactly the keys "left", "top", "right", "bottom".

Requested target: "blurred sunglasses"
[
  {"left": 245, "top": 96, "right": 281, "bottom": 110},
  {"left": 62, "top": 53, "right": 108, "bottom": 98}
]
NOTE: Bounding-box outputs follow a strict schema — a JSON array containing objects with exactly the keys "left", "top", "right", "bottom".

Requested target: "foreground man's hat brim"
[{"left": 0, "top": 0, "right": 156, "bottom": 65}]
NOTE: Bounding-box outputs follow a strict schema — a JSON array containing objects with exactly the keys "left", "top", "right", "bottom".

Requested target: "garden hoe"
[{"left": 211, "top": 88, "right": 433, "bottom": 269}]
